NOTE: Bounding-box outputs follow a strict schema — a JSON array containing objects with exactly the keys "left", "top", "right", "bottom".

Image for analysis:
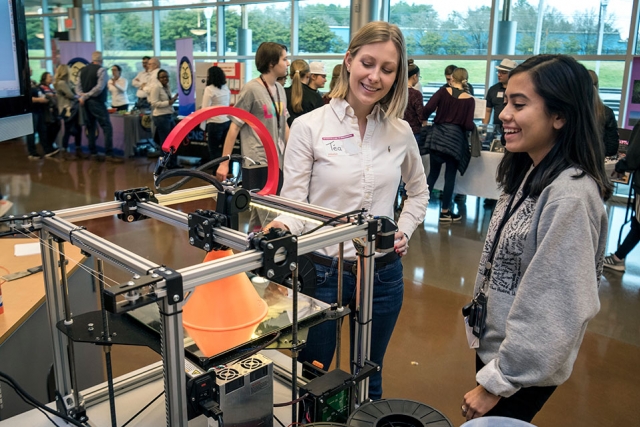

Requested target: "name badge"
[
  {"left": 497, "top": 91, "right": 504, "bottom": 98},
  {"left": 322, "top": 134, "right": 356, "bottom": 156}
]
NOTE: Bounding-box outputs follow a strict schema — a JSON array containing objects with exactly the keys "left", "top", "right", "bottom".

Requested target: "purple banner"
[
  {"left": 176, "top": 38, "right": 195, "bottom": 116},
  {"left": 624, "top": 57, "right": 640, "bottom": 129},
  {"left": 58, "top": 41, "right": 95, "bottom": 87}
]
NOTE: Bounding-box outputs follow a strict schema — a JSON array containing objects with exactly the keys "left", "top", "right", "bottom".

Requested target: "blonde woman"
[
  {"left": 266, "top": 21, "right": 429, "bottom": 399},
  {"left": 284, "top": 59, "right": 323, "bottom": 126},
  {"left": 54, "top": 65, "right": 84, "bottom": 158}
]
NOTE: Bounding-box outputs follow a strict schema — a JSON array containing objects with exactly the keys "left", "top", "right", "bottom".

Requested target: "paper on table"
[
  {"left": 474, "top": 98, "right": 487, "bottom": 120},
  {"left": 14, "top": 242, "right": 41, "bottom": 257}
]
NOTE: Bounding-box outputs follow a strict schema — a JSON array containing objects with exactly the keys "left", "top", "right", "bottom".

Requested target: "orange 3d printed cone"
[{"left": 182, "top": 249, "right": 268, "bottom": 357}]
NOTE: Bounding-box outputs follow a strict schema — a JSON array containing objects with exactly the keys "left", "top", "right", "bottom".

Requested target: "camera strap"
[{"left": 481, "top": 167, "right": 537, "bottom": 291}]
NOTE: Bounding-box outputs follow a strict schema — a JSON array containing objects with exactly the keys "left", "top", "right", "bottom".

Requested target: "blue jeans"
[
  {"left": 299, "top": 254, "right": 404, "bottom": 400},
  {"left": 84, "top": 99, "right": 113, "bottom": 155}
]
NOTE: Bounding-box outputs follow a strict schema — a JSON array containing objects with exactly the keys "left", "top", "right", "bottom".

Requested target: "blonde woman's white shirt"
[{"left": 275, "top": 97, "right": 429, "bottom": 259}]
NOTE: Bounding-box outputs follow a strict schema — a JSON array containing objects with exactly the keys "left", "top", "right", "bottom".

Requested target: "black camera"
[{"left": 462, "top": 292, "right": 488, "bottom": 338}]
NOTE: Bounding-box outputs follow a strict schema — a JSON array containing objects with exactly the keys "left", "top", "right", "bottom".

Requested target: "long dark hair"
[
  {"left": 497, "top": 54, "right": 612, "bottom": 200},
  {"left": 206, "top": 66, "right": 227, "bottom": 89}
]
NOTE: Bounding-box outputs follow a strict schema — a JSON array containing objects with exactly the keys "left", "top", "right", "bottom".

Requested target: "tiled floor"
[{"left": 0, "top": 138, "right": 638, "bottom": 426}]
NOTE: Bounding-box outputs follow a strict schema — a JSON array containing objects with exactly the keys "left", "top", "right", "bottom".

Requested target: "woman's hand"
[
  {"left": 461, "top": 385, "right": 501, "bottom": 421},
  {"left": 262, "top": 220, "right": 289, "bottom": 233},
  {"left": 394, "top": 230, "right": 409, "bottom": 257}
]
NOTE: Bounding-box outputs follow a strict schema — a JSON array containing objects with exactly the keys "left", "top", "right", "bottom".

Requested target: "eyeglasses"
[{"left": 497, "top": 70, "right": 509, "bottom": 75}]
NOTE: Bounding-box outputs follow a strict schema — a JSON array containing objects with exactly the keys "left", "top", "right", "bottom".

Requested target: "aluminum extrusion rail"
[
  {"left": 42, "top": 215, "right": 158, "bottom": 274},
  {"left": 176, "top": 222, "right": 370, "bottom": 293},
  {"left": 136, "top": 203, "right": 249, "bottom": 252}
]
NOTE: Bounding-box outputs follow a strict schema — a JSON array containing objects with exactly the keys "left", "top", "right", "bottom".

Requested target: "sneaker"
[
  {"left": 44, "top": 148, "right": 61, "bottom": 158},
  {"left": 603, "top": 254, "right": 625, "bottom": 272},
  {"left": 106, "top": 156, "right": 124, "bottom": 163},
  {"left": 439, "top": 211, "right": 462, "bottom": 222},
  {"left": 0, "top": 199, "right": 12, "bottom": 217},
  {"left": 28, "top": 154, "right": 41, "bottom": 160}
]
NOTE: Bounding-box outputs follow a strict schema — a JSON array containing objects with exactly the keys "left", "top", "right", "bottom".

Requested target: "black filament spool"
[{"left": 347, "top": 399, "right": 452, "bottom": 427}]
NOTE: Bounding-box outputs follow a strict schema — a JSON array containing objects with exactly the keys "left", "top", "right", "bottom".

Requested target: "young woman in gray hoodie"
[{"left": 460, "top": 55, "right": 612, "bottom": 423}]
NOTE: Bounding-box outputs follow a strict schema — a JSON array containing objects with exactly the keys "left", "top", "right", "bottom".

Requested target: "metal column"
[
  {"left": 158, "top": 297, "right": 188, "bottom": 427},
  {"left": 353, "top": 223, "right": 377, "bottom": 403},
  {"left": 40, "top": 232, "right": 74, "bottom": 407}
]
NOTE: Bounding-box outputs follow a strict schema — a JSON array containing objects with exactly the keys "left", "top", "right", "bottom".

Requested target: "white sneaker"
[{"left": 603, "top": 254, "right": 625, "bottom": 272}]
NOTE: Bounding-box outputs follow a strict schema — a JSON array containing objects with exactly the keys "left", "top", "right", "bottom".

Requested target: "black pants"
[
  {"left": 26, "top": 111, "right": 55, "bottom": 156},
  {"left": 84, "top": 99, "right": 113, "bottom": 156},
  {"left": 476, "top": 354, "right": 556, "bottom": 422},
  {"left": 427, "top": 151, "right": 458, "bottom": 211},
  {"left": 616, "top": 204, "right": 640, "bottom": 260},
  {"left": 206, "top": 121, "right": 231, "bottom": 171},
  {"left": 61, "top": 116, "right": 82, "bottom": 150}
]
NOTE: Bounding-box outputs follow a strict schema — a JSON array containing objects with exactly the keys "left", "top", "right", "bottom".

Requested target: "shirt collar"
[{"left": 330, "top": 97, "right": 383, "bottom": 122}]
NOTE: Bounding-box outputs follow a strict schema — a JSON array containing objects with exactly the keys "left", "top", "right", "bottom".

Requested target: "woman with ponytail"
[
  {"left": 404, "top": 59, "right": 423, "bottom": 142},
  {"left": 421, "top": 67, "right": 475, "bottom": 222},
  {"left": 285, "top": 59, "right": 323, "bottom": 126}
]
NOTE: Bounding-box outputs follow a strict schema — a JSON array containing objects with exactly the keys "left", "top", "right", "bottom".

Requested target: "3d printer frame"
[{"left": 26, "top": 186, "right": 385, "bottom": 427}]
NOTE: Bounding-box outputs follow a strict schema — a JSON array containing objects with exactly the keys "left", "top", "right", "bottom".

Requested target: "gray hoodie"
[{"left": 474, "top": 167, "right": 607, "bottom": 397}]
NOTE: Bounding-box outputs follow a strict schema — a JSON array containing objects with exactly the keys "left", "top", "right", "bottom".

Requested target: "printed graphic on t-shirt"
[
  {"left": 486, "top": 197, "right": 536, "bottom": 296},
  {"left": 261, "top": 101, "right": 285, "bottom": 119}
]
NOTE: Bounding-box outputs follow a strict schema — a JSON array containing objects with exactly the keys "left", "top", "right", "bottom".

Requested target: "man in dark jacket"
[
  {"left": 603, "top": 121, "right": 640, "bottom": 272},
  {"left": 77, "top": 51, "right": 122, "bottom": 162}
]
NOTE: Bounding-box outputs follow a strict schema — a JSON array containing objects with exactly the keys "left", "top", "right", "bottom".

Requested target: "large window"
[
  {"left": 159, "top": 8, "right": 218, "bottom": 56},
  {"left": 579, "top": 60, "right": 625, "bottom": 118},
  {"left": 507, "top": 0, "right": 630, "bottom": 55},
  {"left": 101, "top": 11, "right": 153, "bottom": 57},
  {"left": 298, "top": 0, "right": 350, "bottom": 54},
  {"left": 390, "top": 0, "right": 493, "bottom": 56},
  {"left": 100, "top": 0, "right": 152, "bottom": 10},
  {"left": 411, "top": 59, "right": 488, "bottom": 100},
  {"left": 223, "top": 3, "right": 290, "bottom": 57}
]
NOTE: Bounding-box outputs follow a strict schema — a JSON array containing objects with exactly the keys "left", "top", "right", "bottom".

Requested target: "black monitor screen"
[{"left": 0, "top": 0, "right": 32, "bottom": 142}]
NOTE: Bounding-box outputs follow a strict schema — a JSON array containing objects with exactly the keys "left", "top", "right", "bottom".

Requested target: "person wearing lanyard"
[
  {"left": 265, "top": 21, "right": 429, "bottom": 400},
  {"left": 460, "top": 55, "right": 610, "bottom": 423},
  {"left": 216, "top": 42, "right": 290, "bottom": 186}
]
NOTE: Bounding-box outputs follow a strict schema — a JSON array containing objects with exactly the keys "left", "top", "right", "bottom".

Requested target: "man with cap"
[
  {"left": 483, "top": 58, "right": 517, "bottom": 133},
  {"left": 77, "top": 51, "right": 123, "bottom": 162},
  {"left": 308, "top": 61, "right": 327, "bottom": 94}
]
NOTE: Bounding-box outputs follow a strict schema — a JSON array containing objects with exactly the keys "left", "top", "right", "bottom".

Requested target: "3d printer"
[{"left": 0, "top": 106, "right": 396, "bottom": 427}]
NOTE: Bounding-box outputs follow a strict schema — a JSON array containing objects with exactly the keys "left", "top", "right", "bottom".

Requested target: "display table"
[
  {"left": 0, "top": 239, "right": 104, "bottom": 420},
  {"left": 0, "top": 239, "right": 82, "bottom": 344},
  {"left": 422, "top": 151, "right": 504, "bottom": 200},
  {"left": 89, "top": 113, "right": 153, "bottom": 157}
]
